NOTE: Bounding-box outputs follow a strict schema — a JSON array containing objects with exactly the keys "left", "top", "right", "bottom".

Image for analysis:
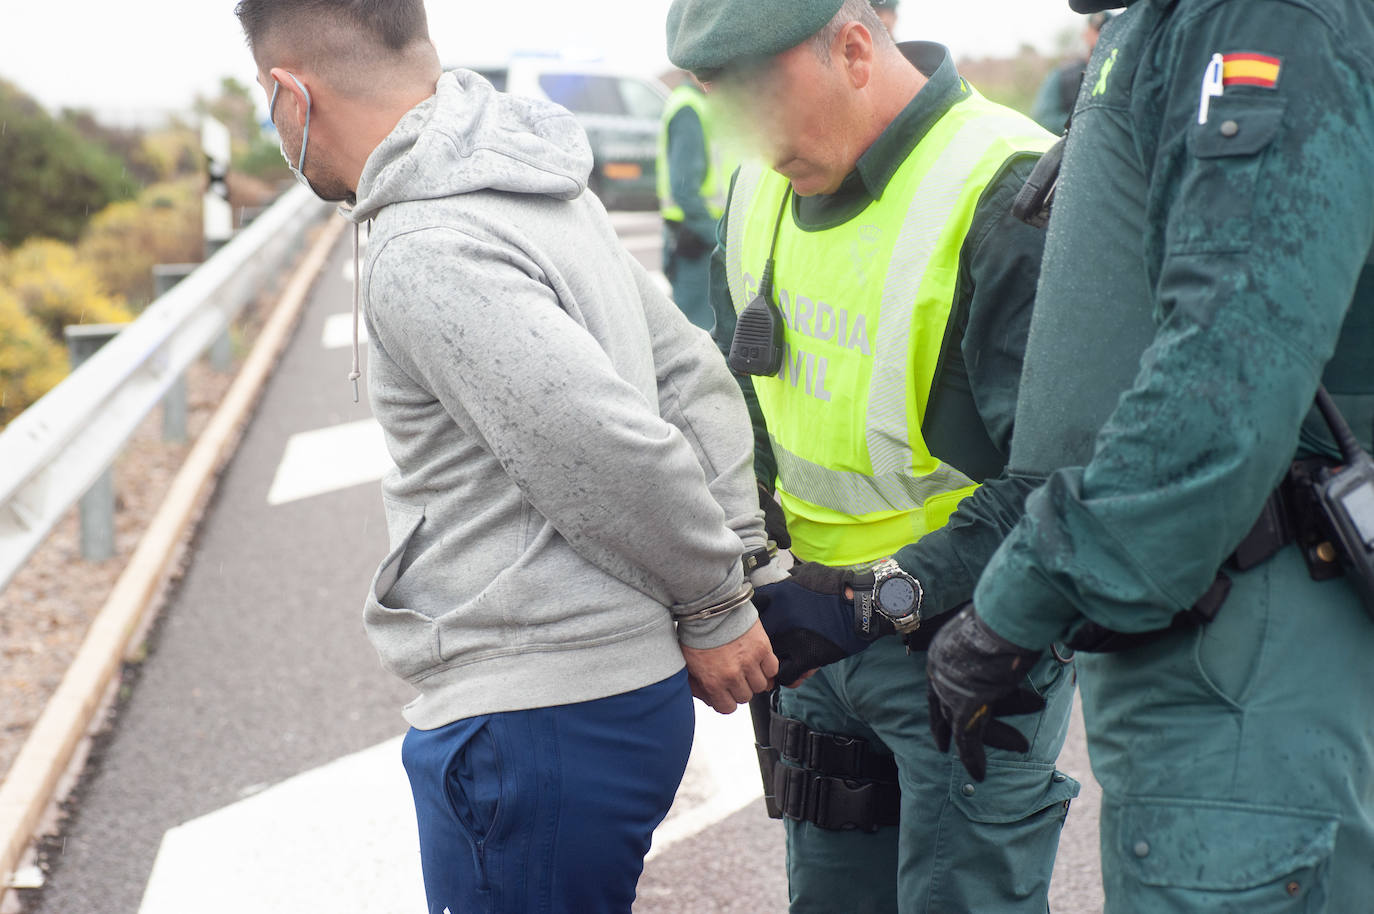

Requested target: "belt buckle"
[{"left": 780, "top": 718, "right": 805, "bottom": 765}]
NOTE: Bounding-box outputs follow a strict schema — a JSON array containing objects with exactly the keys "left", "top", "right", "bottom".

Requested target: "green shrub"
[
  {"left": 0, "top": 239, "right": 131, "bottom": 338},
  {"left": 0, "top": 80, "right": 137, "bottom": 247},
  {"left": 0, "top": 287, "right": 68, "bottom": 427},
  {"left": 77, "top": 180, "right": 204, "bottom": 307}
]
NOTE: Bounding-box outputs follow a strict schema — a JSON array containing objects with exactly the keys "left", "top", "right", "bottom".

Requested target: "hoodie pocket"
[{"left": 363, "top": 500, "right": 439, "bottom": 680}]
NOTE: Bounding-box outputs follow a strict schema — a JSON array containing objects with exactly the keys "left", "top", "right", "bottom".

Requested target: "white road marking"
[
  {"left": 606, "top": 211, "right": 663, "bottom": 234},
  {"left": 266, "top": 419, "right": 393, "bottom": 506},
  {"left": 136, "top": 738, "right": 425, "bottom": 914},
  {"left": 136, "top": 701, "right": 762, "bottom": 912},
  {"left": 322, "top": 312, "right": 369, "bottom": 350},
  {"left": 647, "top": 701, "right": 762, "bottom": 860}
]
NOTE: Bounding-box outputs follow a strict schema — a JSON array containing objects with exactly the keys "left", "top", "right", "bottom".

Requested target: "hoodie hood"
[{"left": 350, "top": 69, "right": 593, "bottom": 223}]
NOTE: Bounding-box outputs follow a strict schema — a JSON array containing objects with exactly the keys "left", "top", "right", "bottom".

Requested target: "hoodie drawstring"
[{"left": 349, "top": 221, "right": 363, "bottom": 403}]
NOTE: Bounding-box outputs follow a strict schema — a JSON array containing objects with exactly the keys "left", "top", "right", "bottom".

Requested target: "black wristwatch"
[
  {"left": 742, "top": 544, "right": 776, "bottom": 576},
  {"left": 870, "top": 558, "right": 922, "bottom": 634}
]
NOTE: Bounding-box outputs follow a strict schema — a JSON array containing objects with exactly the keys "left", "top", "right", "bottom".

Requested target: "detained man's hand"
[{"left": 682, "top": 620, "right": 778, "bottom": 714}]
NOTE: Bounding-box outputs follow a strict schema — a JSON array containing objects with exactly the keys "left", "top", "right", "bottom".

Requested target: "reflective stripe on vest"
[
  {"left": 726, "top": 89, "right": 1053, "bottom": 565},
  {"left": 657, "top": 85, "right": 731, "bottom": 222}
]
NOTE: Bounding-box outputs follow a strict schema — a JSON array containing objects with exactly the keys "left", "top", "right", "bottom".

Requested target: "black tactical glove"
[
  {"left": 926, "top": 605, "right": 1046, "bottom": 782},
  {"left": 673, "top": 223, "right": 712, "bottom": 259},
  {"left": 753, "top": 562, "right": 895, "bottom": 687},
  {"left": 758, "top": 480, "right": 791, "bottom": 550}
]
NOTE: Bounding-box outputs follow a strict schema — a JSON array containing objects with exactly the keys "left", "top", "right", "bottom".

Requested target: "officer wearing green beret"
[
  {"left": 925, "top": 0, "right": 1374, "bottom": 910},
  {"left": 667, "top": 0, "right": 1079, "bottom": 910},
  {"left": 657, "top": 75, "right": 737, "bottom": 329}
]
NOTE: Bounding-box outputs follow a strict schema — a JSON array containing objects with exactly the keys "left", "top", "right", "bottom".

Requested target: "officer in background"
[
  {"left": 871, "top": 0, "right": 899, "bottom": 33},
  {"left": 658, "top": 74, "right": 735, "bottom": 329},
  {"left": 666, "top": 0, "right": 1079, "bottom": 910},
  {"left": 926, "top": 0, "right": 1374, "bottom": 910},
  {"left": 1028, "top": 11, "right": 1111, "bottom": 133}
]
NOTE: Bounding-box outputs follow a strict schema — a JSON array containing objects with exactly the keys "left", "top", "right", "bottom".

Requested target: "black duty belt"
[
  {"left": 772, "top": 764, "right": 900, "bottom": 832},
  {"left": 769, "top": 706, "right": 900, "bottom": 781},
  {"left": 1066, "top": 458, "right": 1344, "bottom": 653},
  {"left": 749, "top": 691, "right": 900, "bottom": 832}
]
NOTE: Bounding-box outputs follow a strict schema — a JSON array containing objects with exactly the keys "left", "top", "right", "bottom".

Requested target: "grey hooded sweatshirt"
[{"left": 346, "top": 70, "right": 764, "bottom": 730}]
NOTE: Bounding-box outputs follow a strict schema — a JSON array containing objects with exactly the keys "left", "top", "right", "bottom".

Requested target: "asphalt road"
[{"left": 15, "top": 209, "right": 1104, "bottom": 914}]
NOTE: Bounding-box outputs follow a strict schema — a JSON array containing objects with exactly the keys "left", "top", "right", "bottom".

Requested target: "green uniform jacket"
[
  {"left": 964, "top": 0, "right": 1374, "bottom": 649},
  {"left": 709, "top": 42, "right": 1047, "bottom": 612}
]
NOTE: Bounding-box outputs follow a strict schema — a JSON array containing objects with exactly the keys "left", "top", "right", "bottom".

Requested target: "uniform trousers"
[
  {"left": 662, "top": 227, "right": 714, "bottom": 332},
  {"left": 401, "top": 669, "right": 694, "bottom": 914},
  {"left": 777, "top": 636, "right": 1080, "bottom": 913},
  {"left": 1083, "top": 547, "right": 1374, "bottom": 913}
]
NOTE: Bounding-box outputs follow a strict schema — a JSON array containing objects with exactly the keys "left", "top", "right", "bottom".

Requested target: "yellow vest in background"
[
  {"left": 657, "top": 85, "right": 733, "bottom": 223},
  {"left": 725, "top": 88, "right": 1053, "bottom": 566}
]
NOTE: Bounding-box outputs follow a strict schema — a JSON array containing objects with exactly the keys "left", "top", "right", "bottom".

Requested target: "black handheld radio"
[
  {"left": 1311, "top": 386, "right": 1374, "bottom": 619},
  {"left": 727, "top": 190, "right": 793, "bottom": 377},
  {"left": 728, "top": 261, "right": 785, "bottom": 375}
]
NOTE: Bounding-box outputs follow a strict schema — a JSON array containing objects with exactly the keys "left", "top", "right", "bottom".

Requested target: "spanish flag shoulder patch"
[{"left": 1221, "top": 52, "right": 1282, "bottom": 88}]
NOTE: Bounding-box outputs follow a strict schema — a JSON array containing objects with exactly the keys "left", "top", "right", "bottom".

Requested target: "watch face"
[{"left": 877, "top": 577, "right": 916, "bottom": 615}]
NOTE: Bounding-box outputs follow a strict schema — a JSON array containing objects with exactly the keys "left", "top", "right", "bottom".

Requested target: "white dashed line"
[{"left": 266, "top": 419, "right": 393, "bottom": 506}]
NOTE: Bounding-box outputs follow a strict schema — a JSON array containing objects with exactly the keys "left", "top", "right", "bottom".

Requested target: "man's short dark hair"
[{"left": 234, "top": 0, "right": 430, "bottom": 56}]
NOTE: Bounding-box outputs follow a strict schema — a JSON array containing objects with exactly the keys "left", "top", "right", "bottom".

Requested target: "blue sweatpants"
[{"left": 400, "top": 670, "right": 695, "bottom": 914}]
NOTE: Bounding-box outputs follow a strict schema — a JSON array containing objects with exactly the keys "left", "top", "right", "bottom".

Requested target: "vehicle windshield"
[{"left": 537, "top": 73, "right": 664, "bottom": 119}]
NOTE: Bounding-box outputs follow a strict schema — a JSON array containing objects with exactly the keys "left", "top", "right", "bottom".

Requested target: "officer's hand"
[
  {"left": 753, "top": 562, "right": 894, "bottom": 687},
  {"left": 925, "top": 605, "right": 1046, "bottom": 782},
  {"left": 682, "top": 620, "right": 778, "bottom": 714},
  {"left": 758, "top": 481, "right": 791, "bottom": 550}
]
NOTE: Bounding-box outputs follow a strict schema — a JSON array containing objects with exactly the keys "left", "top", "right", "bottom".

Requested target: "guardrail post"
[
  {"left": 153, "top": 264, "right": 200, "bottom": 442},
  {"left": 209, "top": 330, "right": 234, "bottom": 373},
  {"left": 154, "top": 262, "right": 234, "bottom": 374},
  {"left": 63, "top": 325, "right": 127, "bottom": 561}
]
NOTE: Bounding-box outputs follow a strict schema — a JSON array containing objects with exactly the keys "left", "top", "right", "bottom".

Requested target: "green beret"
[
  {"left": 666, "top": 0, "right": 846, "bottom": 74},
  {"left": 870, "top": 0, "right": 899, "bottom": 7}
]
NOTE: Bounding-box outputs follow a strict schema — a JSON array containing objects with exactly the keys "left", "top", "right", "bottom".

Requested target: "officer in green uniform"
[
  {"left": 657, "top": 77, "right": 734, "bottom": 330},
  {"left": 1028, "top": 11, "right": 1111, "bottom": 133},
  {"left": 925, "top": 0, "right": 1374, "bottom": 910},
  {"left": 666, "top": 1, "right": 1080, "bottom": 910}
]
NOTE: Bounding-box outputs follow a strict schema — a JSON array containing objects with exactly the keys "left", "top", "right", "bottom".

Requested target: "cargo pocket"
[
  {"left": 932, "top": 761, "right": 1080, "bottom": 909},
  {"left": 363, "top": 499, "right": 437, "bottom": 680},
  {"left": 1115, "top": 802, "right": 1338, "bottom": 912},
  {"left": 1169, "top": 97, "right": 1285, "bottom": 256}
]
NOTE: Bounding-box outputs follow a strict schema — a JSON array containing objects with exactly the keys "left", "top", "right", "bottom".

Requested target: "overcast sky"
[{"left": 0, "top": 1, "right": 1087, "bottom": 121}]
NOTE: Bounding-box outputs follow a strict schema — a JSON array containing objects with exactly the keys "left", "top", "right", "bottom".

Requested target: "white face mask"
[{"left": 269, "top": 72, "right": 327, "bottom": 200}]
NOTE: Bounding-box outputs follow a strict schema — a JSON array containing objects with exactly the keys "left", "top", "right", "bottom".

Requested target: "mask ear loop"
[{"left": 268, "top": 73, "right": 312, "bottom": 172}]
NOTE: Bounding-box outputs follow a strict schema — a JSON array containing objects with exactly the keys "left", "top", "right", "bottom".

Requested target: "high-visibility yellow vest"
[
  {"left": 657, "top": 85, "right": 732, "bottom": 223},
  {"left": 725, "top": 88, "right": 1053, "bottom": 566}
]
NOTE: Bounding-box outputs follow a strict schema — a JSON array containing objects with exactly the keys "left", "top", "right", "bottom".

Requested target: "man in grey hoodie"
[{"left": 234, "top": 1, "right": 791, "bottom": 910}]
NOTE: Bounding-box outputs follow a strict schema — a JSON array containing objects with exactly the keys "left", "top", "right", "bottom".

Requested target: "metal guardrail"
[{"left": 0, "top": 185, "right": 335, "bottom": 593}]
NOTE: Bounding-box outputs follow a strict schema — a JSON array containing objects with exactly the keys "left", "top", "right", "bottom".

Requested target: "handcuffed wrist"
[{"left": 672, "top": 582, "right": 754, "bottom": 623}]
